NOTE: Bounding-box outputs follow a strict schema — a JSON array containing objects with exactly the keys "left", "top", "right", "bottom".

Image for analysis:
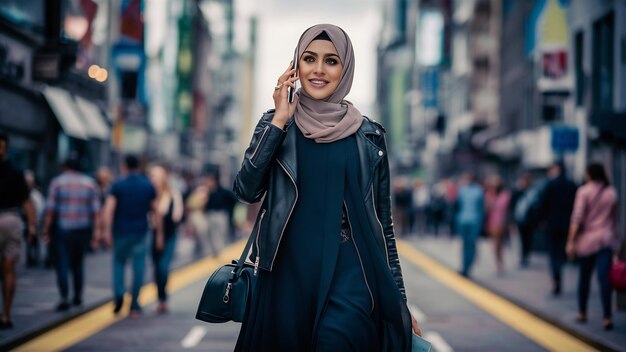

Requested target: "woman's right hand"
[
  {"left": 566, "top": 239, "right": 576, "bottom": 260},
  {"left": 272, "top": 62, "right": 300, "bottom": 129}
]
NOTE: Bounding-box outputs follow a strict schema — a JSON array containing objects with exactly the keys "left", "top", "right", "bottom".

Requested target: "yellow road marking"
[
  {"left": 14, "top": 241, "right": 246, "bottom": 352},
  {"left": 397, "top": 240, "right": 597, "bottom": 352}
]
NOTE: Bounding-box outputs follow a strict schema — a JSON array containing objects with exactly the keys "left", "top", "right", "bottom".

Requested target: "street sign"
[{"left": 551, "top": 125, "right": 579, "bottom": 153}]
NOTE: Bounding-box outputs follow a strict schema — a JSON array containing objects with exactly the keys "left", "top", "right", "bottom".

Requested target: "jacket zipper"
[
  {"left": 344, "top": 202, "right": 375, "bottom": 313},
  {"left": 270, "top": 160, "right": 298, "bottom": 270},
  {"left": 371, "top": 184, "right": 391, "bottom": 270},
  {"left": 254, "top": 209, "right": 266, "bottom": 275},
  {"left": 248, "top": 125, "right": 269, "bottom": 165}
]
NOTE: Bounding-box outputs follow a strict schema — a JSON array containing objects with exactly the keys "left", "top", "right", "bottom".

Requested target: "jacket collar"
[{"left": 277, "top": 117, "right": 384, "bottom": 189}]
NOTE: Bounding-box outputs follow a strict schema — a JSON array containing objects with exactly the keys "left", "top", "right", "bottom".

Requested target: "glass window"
[
  {"left": 574, "top": 31, "right": 584, "bottom": 106},
  {"left": 592, "top": 12, "right": 614, "bottom": 112}
]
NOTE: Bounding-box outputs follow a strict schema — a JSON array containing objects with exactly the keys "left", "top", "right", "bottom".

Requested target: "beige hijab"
[{"left": 293, "top": 24, "right": 363, "bottom": 143}]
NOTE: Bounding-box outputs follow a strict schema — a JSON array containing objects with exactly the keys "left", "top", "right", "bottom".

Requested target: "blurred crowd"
[
  {"left": 391, "top": 160, "right": 620, "bottom": 330},
  {"left": 0, "top": 126, "right": 621, "bottom": 331},
  {"left": 0, "top": 132, "right": 243, "bottom": 328}
]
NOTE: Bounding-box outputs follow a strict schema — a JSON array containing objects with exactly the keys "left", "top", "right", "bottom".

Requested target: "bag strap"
[
  {"left": 582, "top": 184, "right": 607, "bottom": 226},
  {"left": 230, "top": 222, "right": 259, "bottom": 281}
]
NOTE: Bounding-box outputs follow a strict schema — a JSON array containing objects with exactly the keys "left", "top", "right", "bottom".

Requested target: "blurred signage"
[
  {"left": 538, "top": 47, "right": 572, "bottom": 92},
  {"left": 418, "top": 11, "right": 444, "bottom": 66},
  {"left": 120, "top": 0, "right": 143, "bottom": 43},
  {"left": 543, "top": 50, "right": 567, "bottom": 79},
  {"left": 114, "top": 0, "right": 145, "bottom": 104},
  {"left": 175, "top": 1, "right": 194, "bottom": 130},
  {"left": 420, "top": 68, "right": 439, "bottom": 109},
  {"left": 550, "top": 125, "right": 579, "bottom": 153}
]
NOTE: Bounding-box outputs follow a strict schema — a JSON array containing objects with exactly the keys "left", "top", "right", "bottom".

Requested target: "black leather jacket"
[{"left": 234, "top": 110, "right": 407, "bottom": 301}]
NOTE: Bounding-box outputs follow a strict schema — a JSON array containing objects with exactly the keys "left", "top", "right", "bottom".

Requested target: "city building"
[{"left": 0, "top": 0, "right": 110, "bottom": 185}]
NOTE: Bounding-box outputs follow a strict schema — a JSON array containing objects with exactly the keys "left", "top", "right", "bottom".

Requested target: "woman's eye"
[
  {"left": 303, "top": 56, "right": 315, "bottom": 63},
  {"left": 325, "top": 58, "right": 338, "bottom": 65}
]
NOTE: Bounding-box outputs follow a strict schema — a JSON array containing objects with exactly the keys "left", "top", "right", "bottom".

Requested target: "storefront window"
[{"left": 592, "top": 12, "right": 614, "bottom": 112}]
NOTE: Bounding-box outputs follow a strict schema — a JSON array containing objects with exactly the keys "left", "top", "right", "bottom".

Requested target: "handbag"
[
  {"left": 610, "top": 258, "right": 626, "bottom": 292},
  {"left": 195, "top": 228, "right": 258, "bottom": 323}
]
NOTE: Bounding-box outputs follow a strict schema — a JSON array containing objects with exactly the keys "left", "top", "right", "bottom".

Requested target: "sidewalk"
[
  {"left": 405, "top": 234, "right": 626, "bottom": 352},
  {"left": 0, "top": 236, "right": 204, "bottom": 350}
]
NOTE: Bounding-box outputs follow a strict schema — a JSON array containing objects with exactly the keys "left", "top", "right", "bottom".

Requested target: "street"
[{"left": 10, "top": 235, "right": 624, "bottom": 352}]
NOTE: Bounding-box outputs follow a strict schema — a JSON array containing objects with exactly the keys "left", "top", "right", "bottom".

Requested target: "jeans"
[
  {"left": 151, "top": 234, "right": 176, "bottom": 302},
  {"left": 54, "top": 227, "right": 91, "bottom": 301},
  {"left": 459, "top": 222, "right": 481, "bottom": 276},
  {"left": 577, "top": 247, "right": 613, "bottom": 319},
  {"left": 548, "top": 229, "right": 568, "bottom": 284},
  {"left": 517, "top": 223, "right": 533, "bottom": 265},
  {"left": 113, "top": 234, "right": 147, "bottom": 311}
]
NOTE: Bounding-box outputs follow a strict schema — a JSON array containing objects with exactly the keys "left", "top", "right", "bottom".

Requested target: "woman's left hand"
[{"left": 411, "top": 314, "right": 422, "bottom": 336}]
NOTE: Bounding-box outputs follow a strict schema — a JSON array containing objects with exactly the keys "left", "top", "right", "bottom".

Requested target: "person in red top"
[
  {"left": 567, "top": 163, "right": 618, "bottom": 330},
  {"left": 0, "top": 133, "right": 36, "bottom": 329},
  {"left": 484, "top": 175, "right": 511, "bottom": 274}
]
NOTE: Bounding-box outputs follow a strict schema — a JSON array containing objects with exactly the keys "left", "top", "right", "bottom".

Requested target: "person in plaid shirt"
[{"left": 43, "top": 156, "right": 101, "bottom": 311}]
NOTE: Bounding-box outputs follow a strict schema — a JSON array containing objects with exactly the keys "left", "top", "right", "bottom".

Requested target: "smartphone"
[{"left": 288, "top": 59, "right": 298, "bottom": 103}]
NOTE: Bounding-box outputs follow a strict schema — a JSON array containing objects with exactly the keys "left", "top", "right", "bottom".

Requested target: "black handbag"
[{"left": 195, "top": 230, "right": 258, "bottom": 323}]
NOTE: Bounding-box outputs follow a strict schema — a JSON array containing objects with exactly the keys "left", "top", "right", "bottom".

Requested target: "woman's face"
[
  {"left": 149, "top": 166, "right": 167, "bottom": 190},
  {"left": 298, "top": 39, "right": 343, "bottom": 100}
]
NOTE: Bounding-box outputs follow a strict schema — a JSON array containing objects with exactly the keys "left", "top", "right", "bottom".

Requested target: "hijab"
[{"left": 293, "top": 24, "right": 363, "bottom": 143}]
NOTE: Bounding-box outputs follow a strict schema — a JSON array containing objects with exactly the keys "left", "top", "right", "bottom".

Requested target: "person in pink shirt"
[
  {"left": 484, "top": 175, "right": 511, "bottom": 274},
  {"left": 567, "top": 163, "right": 618, "bottom": 330}
]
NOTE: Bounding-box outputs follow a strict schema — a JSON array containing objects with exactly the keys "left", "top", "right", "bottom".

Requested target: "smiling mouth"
[{"left": 309, "top": 79, "right": 329, "bottom": 88}]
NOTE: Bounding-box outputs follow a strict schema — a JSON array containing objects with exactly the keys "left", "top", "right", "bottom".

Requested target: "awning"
[
  {"left": 74, "top": 96, "right": 110, "bottom": 140},
  {"left": 42, "top": 86, "right": 88, "bottom": 140}
]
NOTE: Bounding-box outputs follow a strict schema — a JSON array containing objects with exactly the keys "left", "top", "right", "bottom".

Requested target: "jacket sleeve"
[
  {"left": 233, "top": 112, "right": 286, "bottom": 204},
  {"left": 375, "top": 130, "right": 407, "bottom": 302}
]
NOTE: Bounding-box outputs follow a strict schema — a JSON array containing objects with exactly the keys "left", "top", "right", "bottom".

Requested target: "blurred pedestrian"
[
  {"left": 43, "top": 156, "right": 101, "bottom": 311},
  {"left": 567, "top": 163, "right": 618, "bottom": 330},
  {"left": 233, "top": 25, "right": 419, "bottom": 351},
  {"left": 511, "top": 172, "right": 539, "bottom": 268},
  {"left": 393, "top": 177, "right": 412, "bottom": 236},
  {"left": 456, "top": 172, "right": 484, "bottom": 277},
  {"left": 95, "top": 166, "right": 113, "bottom": 206},
  {"left": 537, "top": 162, "right": 577, "bottom": 295},
  {"left": 484, "top": 175, "right": 511, "bottom": 274},
  {"left": 185, "top": 180, "right": 213, "bottom": 257},
  {"left": 102, "top": 155, "right": 163, "bottom": 318},
  {"left": 0, "top": 132, "right": 37, "bottom": 329},
  {"left": 442, "top": 178, "right": 458, "bottom": 237},
  {"left": 94, "top": 166, "right": 113, "bottom": 251},
  {"left": 204, "top": 171, "right": 238, "bottom": 245},
  {"left": 148, "top": 165, "right": 183, "bottom": 314},
  {"left": 411, "top": 180, "right": 430, "bottom": 235},
  {"left": 428, "top": 183, "right": 447, "bottom": 236},
  {"left": 24, "top": 170, "right": 45, "bottom": 267}
]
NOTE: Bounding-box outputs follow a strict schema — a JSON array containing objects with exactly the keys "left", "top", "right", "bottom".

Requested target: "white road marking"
[
  {"left": 408, "top": 303, "right": 427, "bottom": 323},
  {"left": 181, "top": 326, "right": 208, "bottom": 348},
  {"left": 424, "top": 331, "right": 453, "bottom": 352}
]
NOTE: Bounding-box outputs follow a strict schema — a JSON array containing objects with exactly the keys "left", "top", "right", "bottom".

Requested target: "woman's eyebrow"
[{"left": 303, "top": 50, "right": 340, "bottom": 58}]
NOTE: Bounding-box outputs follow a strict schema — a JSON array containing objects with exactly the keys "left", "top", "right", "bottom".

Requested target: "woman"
[
  {"left": 233, "top": 24, "right": 419, "bottom": 351},
  {"left": 148, "top": 165, "right": 183, "bottom": 314},
  {"left": 484, "top": 175, "right": 511, "bottom": 274},
  {"left": 567, "top": 163, "right": 618, "bottom": 330}
]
